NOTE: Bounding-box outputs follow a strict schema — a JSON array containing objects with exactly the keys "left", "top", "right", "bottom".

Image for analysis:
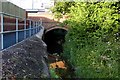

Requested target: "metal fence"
[{"left": 0, "top": 12, "right": 42, "bottom": 50}]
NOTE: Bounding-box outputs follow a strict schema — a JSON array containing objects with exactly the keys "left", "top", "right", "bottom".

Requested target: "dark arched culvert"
[{"left": 43, "top": 28, "right": 67, "bottom": 54}]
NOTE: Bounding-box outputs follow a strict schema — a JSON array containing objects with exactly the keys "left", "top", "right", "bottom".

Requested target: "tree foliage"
[
  {"left": 51, "top": 1, "right": 120, "bottom": 78},
  {"left": 50, "top": 2, "right": 75, "bottom": 19}
]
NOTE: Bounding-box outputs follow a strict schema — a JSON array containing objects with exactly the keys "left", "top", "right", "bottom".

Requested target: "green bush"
[
  {"left": 51, "top": 1, "right": 120, "bottom": 78},
  {"left": 49, "top": 68, "right": 60, "bottom": 78}
]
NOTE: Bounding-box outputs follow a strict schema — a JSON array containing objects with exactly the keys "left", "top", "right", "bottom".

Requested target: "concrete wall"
[
  {"left": 0, "top": 27, "right": 50, "bottom": 79},
  {"left": 0, "top": 1, "right": 26, "bottom": 18}
]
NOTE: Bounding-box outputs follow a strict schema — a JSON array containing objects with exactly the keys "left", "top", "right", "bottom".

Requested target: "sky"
[{"left": 7, "top": 0, "right": 52, "bottom": 9}]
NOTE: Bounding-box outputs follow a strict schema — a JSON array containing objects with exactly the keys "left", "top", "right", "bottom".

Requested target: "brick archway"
[{"left": 45, "top": 26, "right": 68, "bottom": 33}]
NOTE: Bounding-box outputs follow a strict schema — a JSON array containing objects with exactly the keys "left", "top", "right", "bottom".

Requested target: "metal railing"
[{"left": 0, "top": 12, "right": 42, "bottom": 50}]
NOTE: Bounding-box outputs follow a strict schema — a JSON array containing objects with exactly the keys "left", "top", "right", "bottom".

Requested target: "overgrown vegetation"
[
  {"left": 51, "top": 1, "right": 120, "bottom": 78},
  {"left": 49, "top": 68, "right": 60, "bottom": 78}
]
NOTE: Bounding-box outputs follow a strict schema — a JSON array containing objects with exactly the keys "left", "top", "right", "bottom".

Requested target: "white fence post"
[
  {"left": 24, "top": 18, "right": 26, "bottom": 39},
  {"left": 33, "top": 21, "right": 35, "bottom": 34},
  {"left": 36, "top": 21, "right": 38, "bottom": 33},
  {"left": 29, "top": 20, "right": 31, "bottom": 36},
  {"left": 1, "top": 14, "right": 4, "bottom": 50},
  {"left": 37, "top": 21, "right": 39, "bottom": 32},
  {"left": 38, "top": 21, "right": 39, "bottom": 32},
  {"left": 16, "top": 18, "right": 18, "bottom": 43},
  {"left": 39, "top": 21, "right": 41, "bottom": 31}
]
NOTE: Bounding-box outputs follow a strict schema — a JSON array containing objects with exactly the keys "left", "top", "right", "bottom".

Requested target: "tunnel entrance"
[{"left": 44, "top": 28, "right": 67, "bottom": 54}]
